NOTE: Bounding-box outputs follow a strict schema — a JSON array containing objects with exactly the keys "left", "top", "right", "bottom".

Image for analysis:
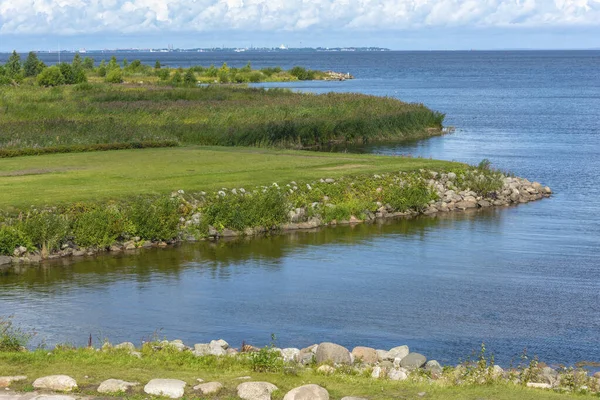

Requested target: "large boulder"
[
  {"left": 32, "top": 375, "right": 78, "bottom": 392},
  {"left": 143, "top": 379, "right": 186, "bottom": 399},
  {"left": 0, "top": 376, "right": 27, "bottom": 388},
  {"left": 315, "top": 342, "right": 351, "bottom": 364},
  {"left": 351, "top": 347, "right": 378, "bottom": 364},
  {"left": 281, "top": 348, "right": 300, "bottom": 363},
  {"left": 400, "top": 353, "right": 427, "bottom": 369},
  {"left": 97, "top": 379, "right": 138, "bottom": 394},
  {"left": 283, "top": 384, "right": 329, "bottom": 400},
  {"left": 237, "top": 381, "right": 278, "bottom": 400},
  {"left": 0, "top": 256, "right": 11, "bottom": 266},
  {"left": 387, "top": 367, "right": 409, "bottom": 381},
  {"left": 388, "top": 345, "right": 409, "bottom": 361}
]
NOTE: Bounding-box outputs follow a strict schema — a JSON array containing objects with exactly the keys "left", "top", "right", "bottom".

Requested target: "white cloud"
[{"left": 1, "top": 0, "right": 599, "bottom": 35}]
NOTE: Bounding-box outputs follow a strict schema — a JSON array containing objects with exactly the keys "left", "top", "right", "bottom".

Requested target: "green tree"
[
  {"left": 156, "top": 68, "right": 170, "bottom": 81},
  {"left": 122, "top": 58, "right": 128, "bottom": 68},
  {"left": 37, "top": 66, "right": 66, "bottom": 86},
  {"left": 59, "top": 63, "right": 75, "bottom": 84},
  {"left": 107, "top": 56, "right": 119, "bottom": 70},
  {"left": 105, "top": 68, "right": 123, "bottom": 83},
  {"left": 72, "top": 53, "right": 83, "bottom": 70},
  {"left": 170, "top": 71, "right": 182, "bottom": 85},
  {"left": 154, "top": 60, "right": 161, "bottom": 69},
  {"left": 23, "top": 52, "right": 44, "bottom": 77},
  {"left": 6, "top": 50, "right": 22, "bottom": 78},
  {"left": 83, "top": 57, "right": 95, "bottom": 70},
  {"left": 97, "top": 60, "right": 107, "bottom": 77},
  {"left": 183, "top": 69, "right": 196, "bottom": 86},
  {"left": 205, "top": 64, "right": 218, "bottom": 77},
  {"left": 241, "top": 62, "right": 252, "bottom": 73}
]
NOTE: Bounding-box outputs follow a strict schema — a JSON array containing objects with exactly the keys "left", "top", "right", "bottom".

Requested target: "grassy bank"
[
  {"left": 0, "top": 347, "right": 596, "bottom": 400},
  {"left": 0, "top": 84, "right": 444, "bottom": 154}
]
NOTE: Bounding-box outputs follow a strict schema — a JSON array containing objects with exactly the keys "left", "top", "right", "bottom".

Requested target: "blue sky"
[{"left": 1, "top": 0, "right": 599, "bottom": 51}]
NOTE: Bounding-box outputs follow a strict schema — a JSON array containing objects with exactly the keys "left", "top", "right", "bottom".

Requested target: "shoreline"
[{"left": 1, "top": 169, "right": 551, "bottom": 268}]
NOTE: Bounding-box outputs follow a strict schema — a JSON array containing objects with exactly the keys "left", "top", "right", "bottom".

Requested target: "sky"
[{"left": 1, "top": 0, "right": 600, "bottom": 51}]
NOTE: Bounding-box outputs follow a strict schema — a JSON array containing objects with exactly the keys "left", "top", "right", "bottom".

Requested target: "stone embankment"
[
  {"left": 2, "top": 339, "right": 599, "bottom": 399},
  {"left": 1, "top": 171, "right": 552, "bottom": 267},
  {"left": 324, "top": 71, "right": 354, "bottom": 80}
]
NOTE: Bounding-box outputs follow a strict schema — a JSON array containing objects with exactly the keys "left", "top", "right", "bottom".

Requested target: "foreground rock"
[
  {"left": 193, "top": 382, "right": 223, "bottom": 394},
  {"left": 97, "top": 379, "right": 138, "bottom": 394},
  {"left": 351, "top": 347, "right": 378, "bottom": 364},
  {"left": 0, "top": 376, "right": 27, "bottom": 388},
  {"left": 400, "top": 353, "right": 427, "bottom": 369},
  {"left": 315, "top": 342, "right": 351, "bottom": 364},
  {"left": 283, "top": 384, "right": 329, "bottom": 400},
  {"left": 143, "top": 379, "right": 186, "bottom": 399},
  {"left": 32, "top": 376, "right": 77, "bottom": 392},
  {"left": 388, "top": 345, "right": 409, "bottom": 361},
  {"left": 237, "top": 381, "right": 278, "bottom": 400}
]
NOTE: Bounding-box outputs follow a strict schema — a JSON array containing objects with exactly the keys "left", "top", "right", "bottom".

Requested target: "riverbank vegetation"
[{"left": 0, "top": 83, "right": 444, "bottom": 154}]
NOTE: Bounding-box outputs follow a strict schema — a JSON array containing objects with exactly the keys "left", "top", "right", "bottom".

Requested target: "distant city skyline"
[{"left": 1, "top": 0, "right": 599, "bottom": 52}]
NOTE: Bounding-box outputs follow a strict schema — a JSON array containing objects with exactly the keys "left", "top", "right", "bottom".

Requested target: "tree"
[
  {"left": 37, "top": 66, "right": 65, "bottom": 86},
  {"left": 24, "top": 52, "right": 45, "bottom": 77},
  {"left": 107, "top": 56, "right": 119, "bottom": 70},
  {"left": 83, "top": 57, "right": 95, "bottom": 70},
  {"left": 170, "top": 71, "right": 182, "bottom": 85},
  {"left": 122, "top": 58, "right": 128, "bottom": 68},
  {"left": 6, "top": 50, "right": 22, "bottom": 78},
  {"left": 105, "top": 68, "right": 123, "bottom": 83},
  {"left": 156, "top": 68, "right": 170, "bottom": 81},
  {"left": 183, "top": 69, "right": 196, "bottom": 86},
  {"left": 59, "top": 63, "right": 75, "bottom": 84},
  {"left": 97, "top": 60, "right": 107, "bottom": 77},
  {"left": 154, "top": 61, "right": 161, "bottom": 69},
  {"left": 241, "top": 62, "right": 252, "bottom": 73},
  {"left": 72, "top": 53, "right": 83, "bottom": 70}
]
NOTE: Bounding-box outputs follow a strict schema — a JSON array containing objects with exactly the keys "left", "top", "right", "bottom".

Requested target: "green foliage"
[
  {"left": 0, "top": 316, "right": 31, "bottom": 352},
  {"left": 453, "top": 160, "right": 504, "bottom": 195},
  {"left": 72, "top": 207, "right": 131, "bottom": 248},
  {"left": 107, "top": 56, "right": 119, "bottom": 70},
  {"left": 105, "top": 68, "right": 123, "bottom": 84},
  {"left": 183, "top": 69, "right": 196, "bottom": 86},
  {"left": 204, "top": 187, "right": 288, "bottom": 231},
  {"left": 260, "top": 66, "right": 282, "bottom": 77},
  {"left": 36, "top": 66, "right": 65, "bottom": 87},
  {"left": 205, "top": 64, "right": 218, "bottom": 77},
  {"left": 289, "top": 66, "right": 316, "bottom": 80},
  {"left": 249, "top": 334, "right": 283, "bottom": 372},
  {"left": 23, "top": 52, "right": 44, "bottom": 77},
  {"left": 171, "top": 71, "right": 182, "bottom": 85},
  {"left": 0, "top": 140, "right": 178, "bottom": 158},
  {"left": 0, "top": 225, "right": 31, "bottom": 255},
  {"left": 83, "top": 57, "right": 95, "bottom": 70},
  {"left": 6, "top": 51, "right": 22, "bottom": 78},
  {"left": 128, "top": 197, "right": 180, "bottom": 241},
  {"left": 72, "top": 53, "right": 83, "bottom": 70},
  {"left": 154, "top": 61, "right": 161, "bottom": 69},
  {"left": 241, "top": 62, "right": 252, "bottom": 73},
  {"left": 382, "top": 181, "right": 434, "bottom": 212},
  {"left": 22, "top": 211, "right": 69, "bottom": 253},
  {"left": 156, "top": 68, "right": 170, "bottom": 81}
]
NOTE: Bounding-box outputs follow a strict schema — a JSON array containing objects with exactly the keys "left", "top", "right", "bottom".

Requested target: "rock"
[
  {"left": 97, "top": 379, "right": 139, "bottom": 393},
  {"left": 593, "top": 372, "right": 600, "bottom": 379},
  {"left": 425, "top": 360, "right": 442, "bottom": 373},
  {"left": 447, "top": 172, "right": 457, "bottom": 181},
  {"left": 492, "top": 365, "right": 505, "bottom": 378},
  {"left": 193, "top": 341, "right": 226, "bottom": 356},
  {"left": 527, "top": 382, "right": 552, "bottom": 389},
  {"left": 114, "top": 342, "right": 136, "bottom": 351},
  {"left": 193, "top": 382, "right": 223, "bottom": 394},
  {"left": 0, "top": 256, "right": 12, "bottom": 266},
  {"left": 213, "top": 339, "right": 229, "bottom": 349},
  {"left": 543, "top": 186, "right": 552, "bottom": 194},
  {"left": 0, "top": 376, "right": 27, "bottom": 388},
  {"left": 324, "top": 178, "right": 335, "bottom": 183},
  {"left": 478, "top": 200, "right": 491, "bottom": 207},
  {"left": 400, "top": 353, "right": 427, "bottom": 369},
  {"left": 283, "top": 384, "right": 329, "bottom": 400},
  {"left": 388, "top": 345, "right": 409, "bottom": 361},
  {"left": 30, "top": 396, "right": 76, "bottom": 400},
  {"left": 455, "top": 200, "right": 477, "bottom": 210},
  {"left": 315, "top": 342, "right": 351, "bottom": 364},
  {"left": 32, "top": 375, "right": 78, "bottom": 392},
  {"left": 281, "top": 348, "right": 300, "bottom": 362},
  {"left": 237, "top": 381, "right": 278, "bottom": 400},
  {"left": 144, "top": 379, "right": 186, "bottom": 399},
  {"left": 341, "top": 398, "right": 368, "bottom": 400},
  {"left": 388, "top": 367, "right": 409, "bottom": 381},
  {"left": 376, "top": 349, "right": 389, "bottom": 361},
  {"left": 317, "top": 365, "right": 335, "bottom": 375},
  {"left": 351, "top": 346, "right": 378, "bottom": 364},
  {"left": 371, "top": 366, "right": 383, "bottom": 379},
  {"left": 236, "top": 376, "right": 252, "bottom": 380},
  {"left": 540, "top": 367, "right": 558, "bottom": 384},
  {"left": 168, "top": 340, "right": 186, "bottom": 351}
]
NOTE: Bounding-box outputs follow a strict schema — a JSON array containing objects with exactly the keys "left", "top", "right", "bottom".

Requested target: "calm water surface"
[{"left": 1, "top": 51, "right": 599, "bottom": 366}]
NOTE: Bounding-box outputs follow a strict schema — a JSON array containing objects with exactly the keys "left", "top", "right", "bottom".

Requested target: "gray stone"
[
  {"left": 193, "top": 382, "right": 223, "bottom": 394},
  {"left": 281, "top": 348, "right": 300, "bottom": 363},
  {"left": 317, "top": 365, "right": 335, "bottom": 375},
  {"left": 0, "top": 256, "right": 12, "bottom": 266},
  {"left": 455, "top": 200, "right": 477, "bottom": 210},
  {"left": 387, "top": 345, "right": 409, "bottom": 361},
  {"left": 526, "top": 382, "right": 552, "bottom": 389},
  {"left": 32, "top": 376, "right": 77, "bottom": 392},
  {"left": 315, "top": 342, "right": 351, "bottom": 364},
  {"left": 114, "top": 342, "right": 135, "bottom": 351},
  {"left": 400, "top": 353, "right": 427, "bottom": 369},
  {"left": 213, "top": 339, "right": 229, "bottom": 349},
  {"left": 351, "top": 347, "right": 378, "bottom": 364},
  {"left": 387, "top": 367, "right": 409, "bottom": 381},
  {"left": 371, "top": 366, "right": 383, "bottom": 379},
  {"left": 341, "top": 398, "right": 368, "bottom": 400},
  {"left": 32, "top": 396, "right": 76, "bottom": 400},
  {"left": 237, "top": 381, "right": 278, "bottom": 400},
  {"left": 447, "top": 172, "right": 457, "bottom": 181},
  {"left": 0, "top": 376, "right": 27, "bottom": 388},
  {"left": 375, "top": 349, "right": 389, "bottom": 362},
  {"left": 283, "top": 384, "right": 329, "bottom": 400},
  {"left": 144, "top": 379, "right": 186, "bottom": 399},
  {"left": 97, "top": 379, "right": 139, "bottom": 394},
  {"left": 425, "top": 360, "right": 442, "bottom": 373}
]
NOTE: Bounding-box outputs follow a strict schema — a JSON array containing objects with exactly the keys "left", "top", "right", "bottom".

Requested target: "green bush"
[
  {"left": 72, "top": 207, "right": 131, "bottom": 248},
  {"left": 22, "top": 211, "right": 69, "bottom": 254},
  {"left": 0, "top": 225, "right": 31, "bottom": 255},
  {"left": 105, "top": 69, "right": 123, "bottom": 83},
  {"left": 0, "top": 316, "right": 31, "bottom": 352},
  {"left": 156, "top": 68, "right": 170, "bottom": 81},
  {"left": 289, "top": 66, "right": 315, "bottom": 80},
  {"left": 383, "top": 181, "right": 433, "bottom": 212},
  {"left": 129, "top": 197, "right": 180, "bottom": 241},
  {"left": 37, "top": 66, "right": 65, "bottom": 87}
]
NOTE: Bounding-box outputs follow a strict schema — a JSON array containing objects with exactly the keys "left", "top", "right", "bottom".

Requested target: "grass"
[
  {"left": 0, "top": 348, "right": 595, "bottom": 400},
  {"left": 0, "top": 84, "right": 445, "bottom": 153},
  {"left": 0, "top": 146, "right": 460, "bottom": 209}
]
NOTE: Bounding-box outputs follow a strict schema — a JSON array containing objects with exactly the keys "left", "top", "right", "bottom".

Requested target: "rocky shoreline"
[
  {"left": 0, "top": 170, "right": 552, "bottom": 268},
  {"left": 1, "top": 339, "right": 598, "bottom": 399}
]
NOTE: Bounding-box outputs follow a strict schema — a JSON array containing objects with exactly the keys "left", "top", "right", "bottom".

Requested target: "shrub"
[
  {"left": 129, "top": 197, "right": 180, "bottom": 241},
  {"left": 156, "top": 68, "right": 170, "bottom": 81},
  {"left": 37, "top": 66, "right": 65, "bottom": 87},
  {"left": 72, "top": 207, "right": 132, "bottom": 248},
  {"left": 0, "top": 316, "right": 31, "bottom": 352},
  {"left": 249, "top": 334, "right": 283, "bottom": 372},
  {"left": 183, "top": 69, "right": 196, "bottom": 86},
  {"left": 170, "top": 71, "right": 182, "bottom": 86},
  {"left": 383, "top": 181, "right": 434, "bottom": 212},
  {"left": 22, "top": 211, "right": 69, "bottom": 254},
  {"left": 0, "top": 225, "right": 31, "bottom": 255},
  {"left": 289, "top": 66, "right": 315, "bottom": 80},
  {"left": 105, "top": 69, "right": 123, "bottom": 84}
]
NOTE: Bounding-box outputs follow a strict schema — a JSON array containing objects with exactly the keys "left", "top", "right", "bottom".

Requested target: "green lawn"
[
  {"left": 0, "top": 349, "right": 593, "bottom": 400},
  {"left": 0, "top": 146, "right": 459, "bottom": 209}
]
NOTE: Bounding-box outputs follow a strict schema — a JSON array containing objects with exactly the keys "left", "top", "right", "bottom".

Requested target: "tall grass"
[{"left": 0, "top": 84, "right": 444, "bottom": 153}]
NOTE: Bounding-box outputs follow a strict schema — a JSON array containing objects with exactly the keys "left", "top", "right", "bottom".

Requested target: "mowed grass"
[
  {"left": 0, "top": 146, "right": 459, "bottom": 209},
  {"left": 0, "top": 349, "right": 593, "bottom": 400}
]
